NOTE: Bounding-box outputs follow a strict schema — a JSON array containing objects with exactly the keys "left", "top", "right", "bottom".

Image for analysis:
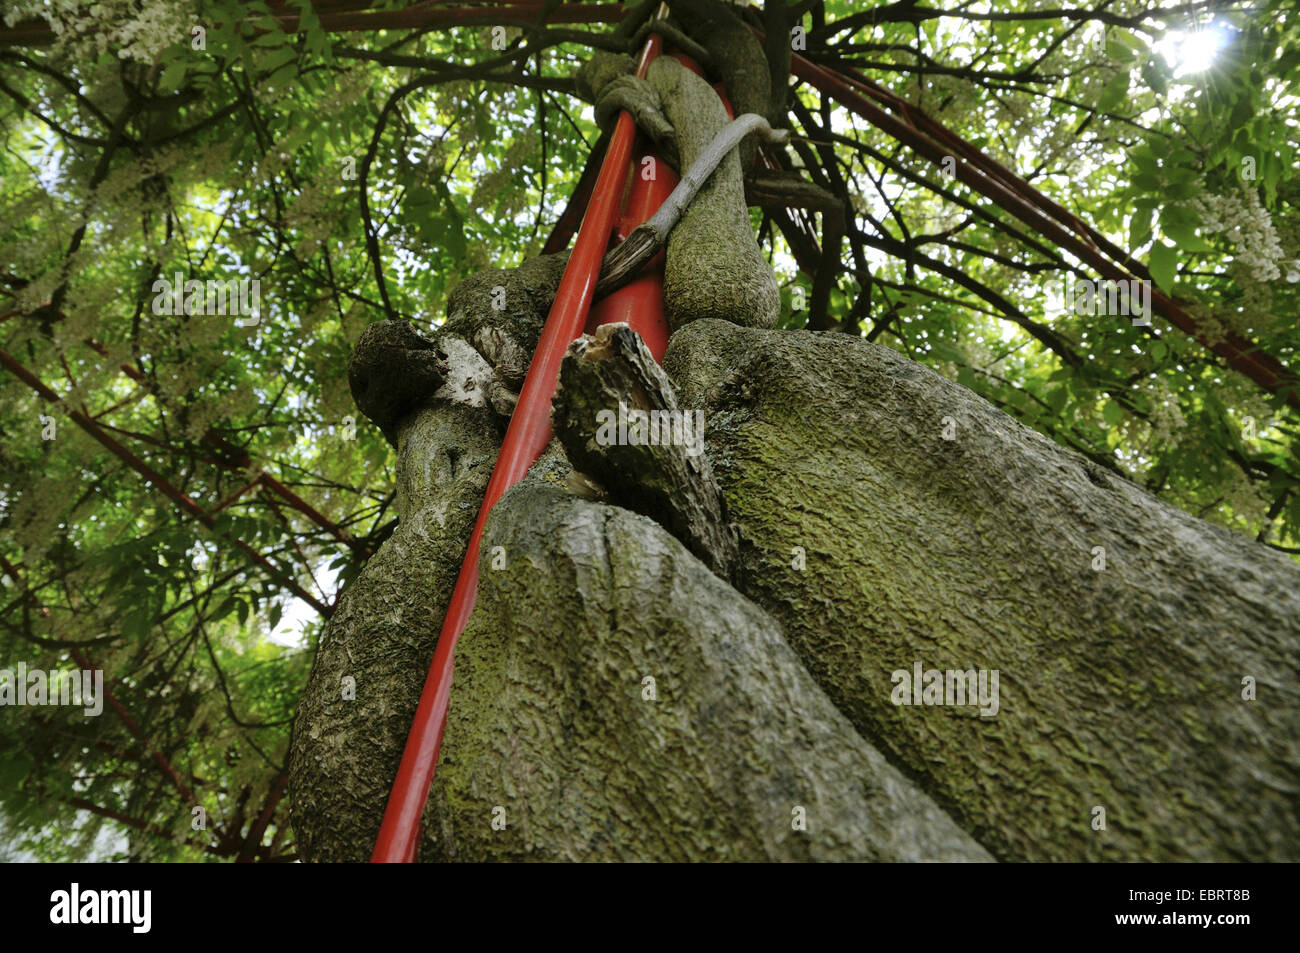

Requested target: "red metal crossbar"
[{"left": 370, "top": 15, "right": 673, "bottom": 863}]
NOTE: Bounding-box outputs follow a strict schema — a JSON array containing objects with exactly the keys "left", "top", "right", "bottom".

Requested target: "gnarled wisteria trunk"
[
  {"left": 290, "top": 2, "right": 1299, "bottom": 861},
  {"left": 290, "top": 309, "right": 1300, "bottom": 862}
]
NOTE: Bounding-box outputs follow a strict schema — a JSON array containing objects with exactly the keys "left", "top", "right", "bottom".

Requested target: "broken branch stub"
[{"left": 552, "top": 322, "right": 739, "bottom": 581}]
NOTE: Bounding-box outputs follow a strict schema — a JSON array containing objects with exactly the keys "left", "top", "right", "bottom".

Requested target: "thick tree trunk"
[
  {"left": 290, "top": 256, "right": 567, "bottom": 862},
  {"left": 421, "top": 468, "right": 990, "bottom": 861},
  {"left": 662, "top": 319, "right": 1300, "bottom": 862},
  {"left": 291, "top": 315, "right": 1299, "bottom": 862},
  {"left": 290, "top": 25, "right": 1297, "bottom": 860},
  {"left": 289, "top": 401, "right": 499, "bottom": 863}
]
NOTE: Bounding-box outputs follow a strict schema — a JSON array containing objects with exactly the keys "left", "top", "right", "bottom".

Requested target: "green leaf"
[
  {"left": 1132, "top": 169, "right": 1161, "bottom": 191},
  {"left": 1109, "top": 41, "right": 1138, "bottom": 64},
  {"left": 1129, "top": 205, "right": 1153, "bottom": 249},
  {"left": 261, "top": 46, "right": 298, "bottom": 74},
  {"left": 1111, "top": 29, "right": 1146, "bottom": 55},
  {"left": 405, "top": 185, "right": 438, "bottom": 213},
  {"left": 1046, "top": 386, "right": 1069, "bottom": 414},
  {"left": 474, "top": 108, "right": 494, "bottom": 146},
  {"left": 213, "top": 596, "right": 238, "bottom": 621},
  {"left": 1129, "top": 145, "right": 1158, "bottom": 176},
  {"left": 929, "top": 340, "right": 965, "bottom": 365},
  {"left": 1164, "top": 161, "right": 1198, "bottom": 186},
  {"left": 1148, "top": 241, "right": 1179, "bottom": 290},
  {"left": 159, "top": 61, "right": 187, "bottom": 95},
  {"left": 1278, "top": 47, "right": 1300, "bottom": 80},
  {"left": 1141, "top": 58, "right": 1168, "bottom": 96},
  {"left": 1103, "top": 400, "right": 1124, "bottom": 426},
  {"left": 269, "top": 64, "right": 297, "bottom": 89},
  {"left": 1229, "top": 96, "right": 1255, "bottom": 130},
  {"left": 1160, "top": 205, "right": 1212, "bottom": 252},
  {"left": 124, "top": 607, "right": 152, "bottom": 639},
  {"left": 1098, "top": 72, "right": 1130, "bottom": 112}
]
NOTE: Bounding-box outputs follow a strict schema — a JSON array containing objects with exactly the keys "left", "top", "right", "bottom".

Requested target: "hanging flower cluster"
[
  {"left": 1193, "top": 185, "right": 1285, "bottom": 283},
  {"left": 4, "top": 0, "right": 194, "bottom": 63}
]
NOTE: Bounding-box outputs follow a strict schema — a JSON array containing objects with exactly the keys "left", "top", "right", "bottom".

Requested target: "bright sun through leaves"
[{"left": 1155, "top": 22, "right": 1231, "bottom": 76}]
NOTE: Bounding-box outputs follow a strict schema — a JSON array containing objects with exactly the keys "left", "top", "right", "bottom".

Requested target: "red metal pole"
[
  {"left": 585, "top": 128, "right": 675, "bottom": 358},
  {"left": 370, "top": 15, "right": 669, "bottom": 864}
]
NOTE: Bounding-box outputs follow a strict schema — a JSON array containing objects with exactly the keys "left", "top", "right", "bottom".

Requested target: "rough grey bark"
[
  {"left": 650, "top": 54, "right": 780, "bottom": 331},
  {"left": 346, "top": 254, "right": 569, "bottom": 447},
  {"left": 419, "top": 468, "right": 991, "bottom": 862},
  {"left": 293, "top": 310, "right": 1300, "bottom": 861},
  {"left": 348, "top": 320, "right": 448, "bottom": 445},
  {"left": 288, "top": 401, "right": 499, "bottom": 863},
  {"left": 289, "top": 255, "right": 566, "bottom": 861},
  {"left": 663, "top": 319, "right": 1300, "bottom": 862},
  {"left": 663, "top": 0, "right": 774, "bottom": 171}
]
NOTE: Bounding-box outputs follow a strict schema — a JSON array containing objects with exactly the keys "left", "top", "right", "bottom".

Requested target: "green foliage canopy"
[{"left": 0, "top": 0, "right": 1296, "bottom": 859}]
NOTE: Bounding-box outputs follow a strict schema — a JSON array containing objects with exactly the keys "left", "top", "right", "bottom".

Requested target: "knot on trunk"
[
  {"left": 347, "top": 252, "right": 569, "bottom": 446},
  {"left": 348, "top": 320, "right": 448, "bottom": 445}
]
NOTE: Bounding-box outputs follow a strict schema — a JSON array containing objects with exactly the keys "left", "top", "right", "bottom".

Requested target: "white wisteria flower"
[{"left": 1193, "top": 185, "right": 1285, "bottom": 283}]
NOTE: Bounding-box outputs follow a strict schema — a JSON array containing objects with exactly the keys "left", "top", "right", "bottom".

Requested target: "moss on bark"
[
  {"left": 663, "top": 320, "right": 1300, "bottom": 862},
  {"left": 420, "top": 474, "right": 991, "bottom": 862},
  {"left": 650, "top": 56, "right": 780, "bottom": 331}
]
